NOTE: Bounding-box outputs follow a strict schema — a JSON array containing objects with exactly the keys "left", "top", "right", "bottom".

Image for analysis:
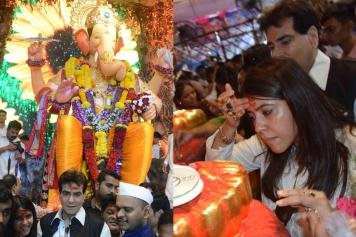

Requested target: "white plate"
[
  {"left": 173, "top": 165, "right": 204, "bottom": 207},
  {"left": 173, "top": 178, "right": 204, "bottom": 207},
  {"left": 173, "top": 165, "right": 200, "bottom": 198}
]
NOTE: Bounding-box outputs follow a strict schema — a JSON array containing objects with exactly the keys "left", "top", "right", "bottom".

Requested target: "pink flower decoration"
[{"left": 336, "top": 197, "right": 356, "bottom": 218}]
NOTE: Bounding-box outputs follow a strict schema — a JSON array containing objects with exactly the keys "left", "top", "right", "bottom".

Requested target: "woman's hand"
[
  {"left": 276, "top": 189, "right": 333, "bottom": 237},
  {"left": 218, "top": 84, "right": 249, "bottom": 128},
  {"left": 174, "top": 130, "right": 193, "bottom": 148}
]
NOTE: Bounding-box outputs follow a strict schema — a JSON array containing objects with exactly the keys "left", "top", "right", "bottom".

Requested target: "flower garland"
[{"left": 66, "top": 57, "right": 153, "bottom": 181}]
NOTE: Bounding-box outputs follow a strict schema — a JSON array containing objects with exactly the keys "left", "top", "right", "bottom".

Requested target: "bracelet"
[
  {"left": 154, "top": 64, "right": 173, "bottom": 75},
  {"left": 26, "top": 59, "right": 46, "bottom": 67},
  {"left": 218, "top": 127, "right": 235, "bottom": 145}
]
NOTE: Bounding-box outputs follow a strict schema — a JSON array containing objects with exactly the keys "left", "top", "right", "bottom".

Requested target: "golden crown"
[
  {"left": 71, "top": 0, "right": 118, "bottom": 31},
  {"left": 85, "top": 5, "right": 118, "bottom": 29}
]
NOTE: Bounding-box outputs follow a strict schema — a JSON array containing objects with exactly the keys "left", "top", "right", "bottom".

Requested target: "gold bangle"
[{"left": 218, "top": 127, "right": 235, "bottom": 144}]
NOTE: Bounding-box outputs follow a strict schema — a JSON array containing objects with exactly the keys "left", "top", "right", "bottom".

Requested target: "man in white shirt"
[
  {"left": 0, "top": 110, "right": 7, "bottom": 138},
  {"left": 259, "top": 0, "right": 356, "bottom": 119},
  {"left": 37, "top": 169, "right": 111, "bottom": 237},
  {"left": 0, "top": 120, "right": 24, "bottom": 178}
]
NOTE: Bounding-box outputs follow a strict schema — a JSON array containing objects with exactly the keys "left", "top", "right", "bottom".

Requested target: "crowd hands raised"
[{"left": 174, "top": 0, "right": 356, "bottom": 236}]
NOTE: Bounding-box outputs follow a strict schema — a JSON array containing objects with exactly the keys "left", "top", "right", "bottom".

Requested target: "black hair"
[
  {"left": 215, "top": 64, "right": 239, "bottom": 94},
  {"left": 97, "top": 169, "right": 120, "bottom": 184},
  {"left": 173, "top": 81, "right": 201, "bottom": 109},
  {"left": 7, "top": 120, "right": 22, "bottom": 131},
  {"left": 58, "top": 169, "right": 87, "bottom": 193},
  {"left": 8, "top": 195, "right": 37, "bottom": 237},
  {"left": 0, "top": 180, "right": 12, "bottom": 203},
  {"left": 242, "top": 57, "right": 353, "bottom": 224},
  {"left": 231, "top": 54, "right": 242, "bottom": 64},
  {"left": 0, "top": 109, "right": 7, "bottom": 115},
  {"left": 157, "top": 209, "right": 173, "bottom": 228},
  {"left": 241, "top": 44, "right": 272, "bottom": 71},
  {"left": 3, "top": 174, "right": 17, "bottom": 190},
  {"left": 151, "top": 192, "right": 171, "bottom": 213},
  {"left": 154, "top": 132, "right": 163, "bottom": 139},
  {"left": 19, "top": 134, "right": 29, "bottom": 141},
  {"left": 259, "top": 0, "right": 321, "bottom": 34},
  {"left": 321, "top": 2, "right": 355, "bottom": 24},
  {"left": 101, "top": 195, "right": 117, "bottom": 212}
]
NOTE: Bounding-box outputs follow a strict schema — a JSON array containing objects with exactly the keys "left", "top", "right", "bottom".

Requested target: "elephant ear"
[{"left": 74, "top": 29, "right": 90, "bottom": 56}]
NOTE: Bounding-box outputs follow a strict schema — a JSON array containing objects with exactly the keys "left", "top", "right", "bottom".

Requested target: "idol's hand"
[
  {"left": 28, "top": 42, "right": 45, "bottom": 62},
  {"left": 141, "top": 104, "right": 156, "bottom": 121},
  {"left": 55, "top": 77, "right": 79, "bottom": 103},
  {"left": 153, "top": 48, "right": 173, "bottom": 71}
]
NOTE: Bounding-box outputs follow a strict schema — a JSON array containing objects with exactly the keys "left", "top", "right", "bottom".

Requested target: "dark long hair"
[
  {"left": 8, "top": 195, "right": 37, "bottom": 237},
  {"left": 242, "top": 57, "right": 353, "bottom": 224}
]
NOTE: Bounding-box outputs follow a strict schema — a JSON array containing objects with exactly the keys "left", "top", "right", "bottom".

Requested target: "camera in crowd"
[{"left": 11, "top": 141, "right": 25, "bottom": 154}]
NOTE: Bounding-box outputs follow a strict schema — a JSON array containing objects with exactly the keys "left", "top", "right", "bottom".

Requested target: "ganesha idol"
[{"left": 5, "top": 0, "right": 172, "bottom": 207}]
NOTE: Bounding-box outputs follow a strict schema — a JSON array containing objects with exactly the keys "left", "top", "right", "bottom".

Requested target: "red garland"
[
  {"left": 107, "top": 150, "right": 120, "bottom": 171},
  {"left": 106, "top": 126, "right": 127, "bottom": 172},
  {"left": 82, "top": 128, "right": 99, "bottom": 181}
]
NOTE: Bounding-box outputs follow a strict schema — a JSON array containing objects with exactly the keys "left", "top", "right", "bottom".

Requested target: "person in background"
[
  {"left": 174, "top": 82, "right": 222, "bottom": 120},
  {"left": 259, "top": 0, "right": 356, "bottom": 120},
  {"left": 321, "top": 2, "right": 356, "bottom": 60},
  {"left": 0, "top": 120, "right": 25, "bottom": 178},
  {"left": 38, "top": 169, "right": 110, "bottom": 236},
  {"left": 148, "top": 192, "right": 171, "bottom": 235},
  {"left": 3, "top": 174, "right": 21, "bottom": 195},
  {"left": 8, "top": 195, "right": 37, "bottom": 237},
  {"left": 157, "top": 210, "right": 173, "bottom": 237},
  {"left": 101, "top": 195, "right": 121, "bottom": 237},
  {"left": 83, "top": 169, "right": 120, "bottom": 217},
  {"left": 0, "top": 181, "right": 13, "bottom": 235},
  {"left": 148, "top": 132, "right": 167, "bottom": 186},
  {"left": 0, "top": 110, "right": 7, "bottom": 138},
  {"left": 117, "top": 182, "right": 156, "bottom": 237}
]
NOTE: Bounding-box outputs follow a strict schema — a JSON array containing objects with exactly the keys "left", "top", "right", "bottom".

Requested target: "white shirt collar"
[
  {"left": 309, "top": 49, "right": 330, "bottom": 91},
  {"left": 51, "top": 207, "right": 86, "bottom": 226}
]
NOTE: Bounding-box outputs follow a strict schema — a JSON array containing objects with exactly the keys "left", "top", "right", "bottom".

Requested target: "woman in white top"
[{"left": 206, "top": 57, "right": 356, "bottom": 236}]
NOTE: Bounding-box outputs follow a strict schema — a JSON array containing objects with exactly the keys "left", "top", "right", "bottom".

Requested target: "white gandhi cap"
[{"left": 119, "top": 182, "right": 153, "bottom": 205}]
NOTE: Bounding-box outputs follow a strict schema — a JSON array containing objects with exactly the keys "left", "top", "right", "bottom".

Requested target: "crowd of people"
[
  {"left": 174, "top": 0, "right": 355, "bottom": 236},
  {"left": 0, "top": 168, "right": 172, "bottom": 236},
  {"left": 0, "top": 107, "right": 172, "bottom": 237}
]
